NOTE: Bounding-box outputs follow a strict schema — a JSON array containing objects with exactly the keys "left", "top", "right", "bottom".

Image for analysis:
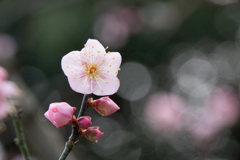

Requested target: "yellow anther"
[
  {"left": 97, "top": 79, "right": 99, "bottom": 81},
  {"left": 107, "top": 71, "right": 109, "bottom": 73},
  {"left": 106, "top": 81, "right": 108, "bottom": 84},
  {"left": 81, "top": 60, "right": 83, "bottom": 62},
  {"left": 102, "top": 67, "right": 104, "bottom": 69},
  {"left": 102, "top": 59, "right": 104, "bottom": 61},
  {"left": 97, "top": 75, "right": 100, "bottom": 77},
  {"left": 115, "top": 71, "right": 118, "bottom": 74},
  {"left": 108, "top": 51, "right": 110, "bottom": 54},
  {"left": 101, "top": 90, "right": 103, "bottom": 92},
  {"left": 83, "top": 92, "right": 85, "bottom": 94},
  {"left": 96, "top": 58, "right": 97, "bottom": 60},
  {"left": 71, "top": 71, "right": 73, "bottom": 73},
  {"left": 84, "top": 44, "right": 87, "bottom": 48},
  {"left": 89, "top": 52, "right": 90, "bottom": 54},
  {"left": 91, "top": 91, "right": 93, "bottom": 93},
  {"left": 92, "top": 54, "right": 94, "bottom": 56},
  {"left": 67, "top": 66, "right": 69, "bottom": 68},
  {"left": 118, "top": 68, "right": 121, "bottom": 71},
  {"left": 104, "top": 54, "right": 106, "bottom": 56},
  {"left": 106, "top": 46, "right": 109, "bottom": 49},
  {"left": 82, "top": 82, "right": 84, "bottom": 84},
  {"left": 109, "top": 65, "right": 112, "bottom": 67},
  {"left": 117, "top": 79, "right": 119, "bottom": 81},
  {"left": 112, "top": 57, "right": 115, "bottom": 60},
  {"left": 89, "top": 56, "right": 90, "bottom": 58},
  {"left": 92, "top": 46, "right": 94, "bottom": 48},
  {"left": 83, "top": 65, "right": 85, "bottom": 67},
  {"left": 97, "top": 51, "right": 100, "bottom": 53},
  {"left": 83, "top": 70, "right": 86, "bottom": 72},
  {"left": 84, "top": 53, "right": 86, "bottom": 55},
  {"left": 74, "top": 77, "right": 76, "bottom": 79},
  {"left": 73, "top": 52, "right": 74, "bottom": 54},
  {"left": 90, "top": 77, "right": 93, "bottom": 79}
]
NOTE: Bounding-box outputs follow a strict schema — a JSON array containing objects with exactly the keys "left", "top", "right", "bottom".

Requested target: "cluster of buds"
[{"left": 44, "top": 96, "right": 120, "bottom": 142}]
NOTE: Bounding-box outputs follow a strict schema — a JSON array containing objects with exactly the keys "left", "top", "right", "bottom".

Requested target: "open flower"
[
  {"left": 61, "top": 39, "right": 122, "bottom": 96},
  {"left": 44, "top": 102, "right": 76, "bottom": 128}
]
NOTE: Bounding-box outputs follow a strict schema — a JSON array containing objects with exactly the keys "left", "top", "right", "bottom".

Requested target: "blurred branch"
[{"left": 10, "top": 107, "right": 32, "bottom": 160}]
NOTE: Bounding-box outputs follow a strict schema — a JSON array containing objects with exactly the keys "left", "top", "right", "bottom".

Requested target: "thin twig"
[
  {"left": 10, "top": 108, "right": 32, "bottom": 160},
  {"left": 58, "top": 94, "right": 88, "bottom": 160}
]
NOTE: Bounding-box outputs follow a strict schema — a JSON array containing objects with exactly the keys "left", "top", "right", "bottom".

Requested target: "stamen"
[
  {"left": 84, "top": 44, "right": 87, "bottom": 48},
  {"left": 92, "top": 46, "right": 94, "bottom": 48},
  {"left": 106, "top": 46, "right": 109, "bottom": 50},
  {"left": 115, "top": 71, "right": 118, "bottom": 74},
  {"left": 101, "top": 90, "right": 103, "bottom": 92},
  {"left": 112, "top": 57, "right": 115, "bottom": 60},
  {"left": 84, "top": 53, "right": 86, "bottom": 55},
  {"left": 109, "top": 65, "right": 112, "bottom": 67},
  {"left": 102, "top": 67, "right": 104, "bottom": 69},
  {"left": 107, "top": 71, "right": 109, "bottom": 73},
  {"left": 97, "top": 51, "right": 100, "bottom": 53},
  {"left": 74, "top": 77, "right": 76, "bottom": 79},
  {"left": 118, "top": 68, "right": 121, "bottom": 71},
  {"left": 108, "top": 51, "right": 110, "bottom": 54}
]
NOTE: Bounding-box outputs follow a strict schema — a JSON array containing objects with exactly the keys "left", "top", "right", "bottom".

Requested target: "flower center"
[{"left": 89, "top": 66, "right": 96, "bottom": 74}]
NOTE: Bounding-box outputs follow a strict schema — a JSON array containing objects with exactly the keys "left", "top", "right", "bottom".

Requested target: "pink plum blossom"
[
  {"left": 77, "top": 116, "right": 92, "bottom": 129},
  {"left": 80, "top": 126, "right": 104, "bottom": 142},
  {"left": 144, "top": 93, "right": 186, "bottom": 134},
  {"left": 44, "top": 102, "right": 76, "bottom": 128},
  {"left": 61, "top": 39, "right": 121, "bottom": 96},
  {"left": 88, "top": 97, "right": 120, "bottom": 116}
]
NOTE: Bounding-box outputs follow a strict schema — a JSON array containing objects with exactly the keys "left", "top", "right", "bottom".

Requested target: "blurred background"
[{"left": 1, "top": 0, "right": 240, "bottom": 159}]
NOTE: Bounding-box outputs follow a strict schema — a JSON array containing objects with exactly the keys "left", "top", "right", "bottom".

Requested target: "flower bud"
[
  {"left": 88, "top": 97, "right": 120, "bottom": 116},
  {"left": 44, "top": 102, "right": 76, "bottom": 128},
  {"left": 81, "top": 126, "right": 104, "bottom": 142},
  {"left": 77, "top": 116, "right": 92, "bottom": 129}
]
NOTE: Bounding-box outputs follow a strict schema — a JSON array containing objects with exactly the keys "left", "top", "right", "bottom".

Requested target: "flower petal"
[
  {"left": 61, "top": 51, "right": 84, "bottom": 76},
  {"left": 99, "top": 52, "right": 121, "bottom": 76},
  {"left": 67, "top": 73, "right": 92, "bottom": 94},
  {"left": 93, "top": 74, "right": 120, "bottom": 96}
]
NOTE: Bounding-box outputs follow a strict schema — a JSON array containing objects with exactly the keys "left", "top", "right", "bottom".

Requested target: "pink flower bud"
[
  {"left": 77, "top": 116, "right": 92, "bottom": 129},
  {"left": 81, "top": 126, "right": 104, "bottom": 142},
  {"left": 44, "top": 102, "right": 76, "bottom": 128},
  {"left": 0, "top": 66, "right": 8, "bottom": 81},
  {"left": 88, "top": 97, "right": 120, "bottom": 116}
]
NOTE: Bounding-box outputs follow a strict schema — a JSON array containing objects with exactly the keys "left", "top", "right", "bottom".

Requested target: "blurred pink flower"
[
  {"left": 88, "top": 96, "right": 120, "bottom": 116},
  {"left": 44, "top": 102, "right": 76, "bottom": 128},
  {"left": 61, "top": 39, "right": 121, "bottom": 96},
  {"left": 81, "top": 126, "right": 104, "bottom": 142},
  {"left": 144, "top": 93, "right": 186, "bottom": 134},
  {"left": 77, "top": 116, "right": 92, "bottom": 129},
  {"left": 208, "top": 87, "right": 239, "bottom": 127},
  {"left": 0, "top": 66, "right": 8, "bottom": 81},
  {"left": 0, "top": 66, "right": 20, "bottom": 119}
]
